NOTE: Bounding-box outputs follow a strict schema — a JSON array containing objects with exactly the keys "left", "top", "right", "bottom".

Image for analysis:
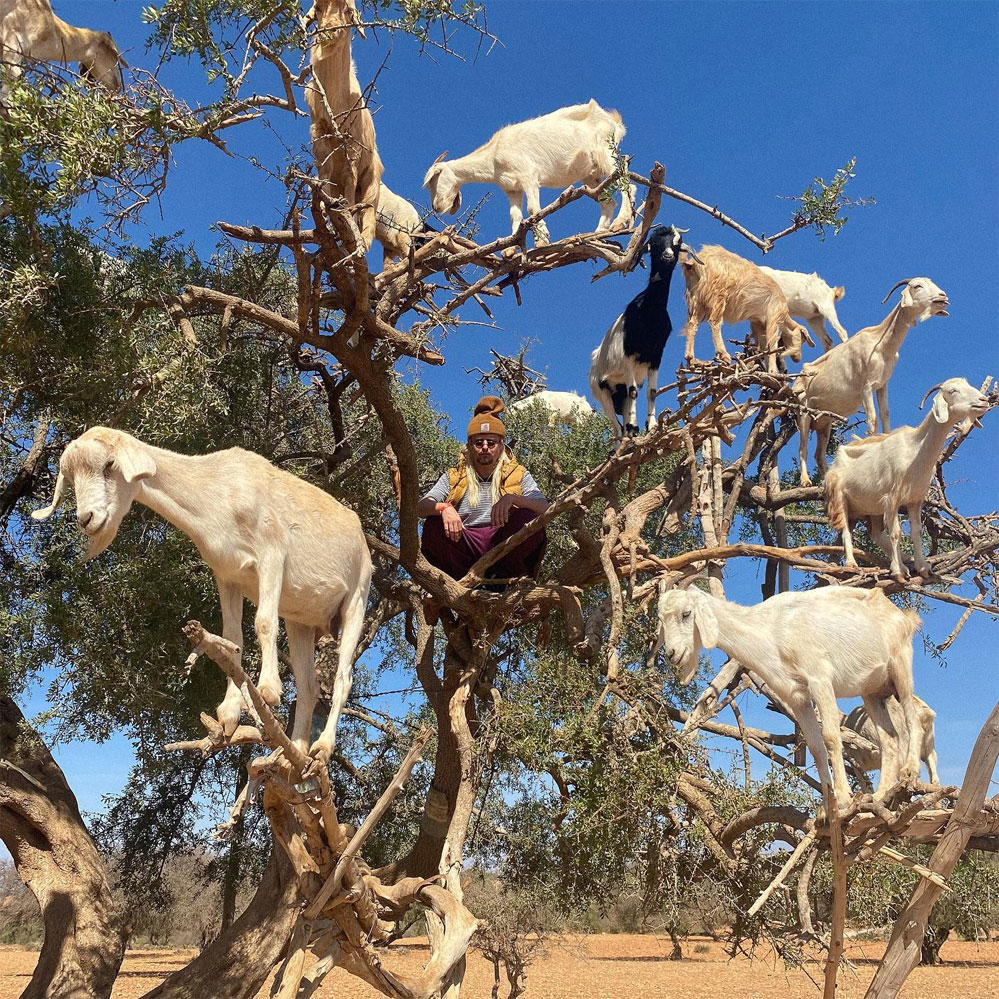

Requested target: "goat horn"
[
  {"left": 31, "top": 470, "right": 66, "bottom": 521},
  {"left": 918, "top": 383, "right": 944, "bottom": 410},
  {"left": 881, "top": 279, "right": 914, "bottom": 305},
  {"left": 432, "top": 150, "right": 449, "bottom": 165},
  {"left": 680, "top": 243, "right": 704, "bottom": 265},
  {"left": 676, "top": 227, "right": 690, "bottom": 234}
]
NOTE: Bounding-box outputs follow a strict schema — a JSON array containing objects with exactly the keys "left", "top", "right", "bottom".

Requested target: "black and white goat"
[{"left": 589, "top": 225, "right": 699, "bottom": 438}]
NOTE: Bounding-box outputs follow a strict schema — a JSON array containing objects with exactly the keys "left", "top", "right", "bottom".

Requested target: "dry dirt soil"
[{"left": 1, "top": 935, "right": 997, "bottom": 998}]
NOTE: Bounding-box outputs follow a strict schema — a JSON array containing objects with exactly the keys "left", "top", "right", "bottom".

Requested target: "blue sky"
[{"left": 18, "top": 1, "right": 998, "bottom": 821}]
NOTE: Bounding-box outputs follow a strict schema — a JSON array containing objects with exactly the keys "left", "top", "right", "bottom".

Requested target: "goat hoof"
[
  {"left": 216, "top": 701, "right": 242, "bottom": 737},
  {"left": 892, "top": 572, "right": 908, "bottom": 584},
  {"left": 306, "top": 741, "right": 332, "bottom": 773},
  {"left": 258, "top": 683, "right": 282, "bottom": 708},
  {"left": 918, "top": 568, "right": 931, "bottom": 580}
]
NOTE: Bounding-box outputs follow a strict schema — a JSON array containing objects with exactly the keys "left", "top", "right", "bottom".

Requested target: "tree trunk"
[
  {"left": 219, "top": 750, "right": 250, "bottom": 934},
  {"left": 667, "top": 926, "right": 683, "bottom": 960},
  {"left": 865, "top": 701, "right": 999, "bottom": 998},
  {"left": 920, "top": 925, "right": 950, "bottom": 966},
  {"left": 0, "top": 695, "right": 127, "bottom": 999},
  {"left": 142, "top": 846, "right": 301, "bottom": 999}
]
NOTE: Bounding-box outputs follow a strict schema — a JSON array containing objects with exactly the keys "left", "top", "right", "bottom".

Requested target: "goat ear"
[
  {"left": 646, "top": 620, "right": 665, "bottom": 670},
  {"left": 800, "top": 324, "right": 816, "bottom": 348},
  {"left": 834, "top": 286, "right": 845, "bottom": 301},
  {"left": 931, "top": 392, "right": 950, "bottom": 425},
  {"left": 32, "top": 469, "right": 67, "bottom": 521},
  {"left": 116, "top": 442, "right": 157, "bottom": 483},
  {"left": 694, "top": 600, "right": 719, "bottom": 649}
]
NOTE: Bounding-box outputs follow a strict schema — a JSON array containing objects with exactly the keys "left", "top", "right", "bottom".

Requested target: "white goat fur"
[
  {"left": 32, "top": 427, "right": 372, "bottom": 759},
  {"left": 305, "top": 0, "right": 383, "bottom": 250},
  {"left": 507, "top": 390, "right": 594, "bottom": 426},
  {"left": 680, "top": 245, "right": 813, "bottom": 374},
  {"left": 1, "top": 0, "right": 122, "bottom": 92},
  {"left": 843, "top": 696, "right": 939, "bottom": 785},
  {"left": 422, "top": 100, "right": 632, "bottom": 243},
  {"left": 375, "top": 183, "right": 422, "bottom": 264},
  {"left": 824, "top": 377, "right": 989, "bottom": 580},
  {"left": 792, "top": 277, "right": 949, "bottom": 485},
  {"left": 652, "top": 585, "right": 921, "bottom": 810},
  {"left": 757, "top": 266, "right": 848, "bottom": 351}
]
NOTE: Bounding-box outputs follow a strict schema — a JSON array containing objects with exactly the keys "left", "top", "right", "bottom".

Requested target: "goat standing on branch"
[
  {"left": 375, "top": 182, "right": 433, "bottom": 265},
  {"left": 507, "top": 389, "right": 593, "bottom": 427},
  {"left": 423, "top": 99, "right": 633, "bottom": 244},
  {"left": 680, "top": 244, "right": 813, "bottom": 373},
  {"left": 306, "top": 0, "right": 383, "bottom": 249},
  {"left": 824, "top": 377, "right": 990, "bottom": 580},
  {"left": 0, "top": 0, "right": 123, "bottom": 92},
  {"left": 32, "top": 427, "right": 372, "bottom": 762},
  {"left": 844, "top": 695, "right": 940, "bottom": 786},
  {"left": 589, "top": 225, "right": 697, "bottom": 438},
  {"left": 651, "top": 582, "right": 922, "bottom": 812},
  {"left": 793, "top": 277, "right": 950, "bottom": 485},
  {"left": 758, "top": 265, "right": 849, "bottom": 351}
]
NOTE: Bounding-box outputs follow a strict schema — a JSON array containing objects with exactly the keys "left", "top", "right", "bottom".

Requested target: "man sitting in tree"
[{"left": 418, "top": 396, "right": 549, "bottom": 580}]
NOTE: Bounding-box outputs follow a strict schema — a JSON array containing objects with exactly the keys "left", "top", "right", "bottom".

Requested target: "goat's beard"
[
  {"left": 80, "top": 505, "right": 128, "bottom": 561},
  {"left": 83, "top": 524, "right": 117, "bottom": 561},
  {"left": 677, "top": 652, "right": 700, "bottom": 686}
]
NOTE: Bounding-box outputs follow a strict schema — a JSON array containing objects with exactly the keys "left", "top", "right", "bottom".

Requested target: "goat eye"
[
  {"left": 103, "top": 459, "right": 114, "bottom": 476},
  {"left": 681, "top": 610, "right": 691, "bottom": 621}
]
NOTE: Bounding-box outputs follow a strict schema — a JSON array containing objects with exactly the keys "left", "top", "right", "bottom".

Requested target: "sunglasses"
[{"left": 470, "top": 438, "right": 502, "bottom": 450}]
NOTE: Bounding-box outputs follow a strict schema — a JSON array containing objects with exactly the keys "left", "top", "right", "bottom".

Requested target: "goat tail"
[
  {"left": 901, "top": 607, "right": 922, "bottom": 637},
  {"left": 824, "top": 469, "right": 848, "bottom": 532}
]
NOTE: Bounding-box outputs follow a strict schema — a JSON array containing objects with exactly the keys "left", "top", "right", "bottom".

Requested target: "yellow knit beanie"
[{"left": 467, "top": 395, "right": 506, "bottom": 438}]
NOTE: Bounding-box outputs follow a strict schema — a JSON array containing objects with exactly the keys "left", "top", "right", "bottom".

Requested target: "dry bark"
[
  {"left": 863, "top": 701, "right": 999, "bottom": 998},
  {"left": 140, "top": 848, "right": 302, "bottom": 999},
  {"left": 0, "top": 696, "right": 127, "bottom": 999}
]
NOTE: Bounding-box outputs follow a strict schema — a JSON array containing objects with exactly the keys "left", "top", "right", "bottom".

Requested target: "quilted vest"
[{"left": 445, "top": 450, "right": 527, "bottom": 507}]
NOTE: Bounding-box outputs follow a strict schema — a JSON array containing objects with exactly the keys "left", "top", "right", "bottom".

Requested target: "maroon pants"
[{"left": 421, "top": 507, "right": 546, "bottom": 579}]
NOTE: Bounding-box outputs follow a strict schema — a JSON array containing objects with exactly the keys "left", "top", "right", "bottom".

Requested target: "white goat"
[
  {"left": 843, "top": 695, "right": 940, "bottom": 785},
  {"left": 757, "top": 266, "right": 848, "bottom": 351},
  {"left": 651, "top": 584, "right": 922, "bottom": 811},
  {"left": 32, "top": 427, "right": 372, "bottom": 761},
  {"left": 1, "top": 0, "right": 123, "bottom": 92},
  {"left": 422, "top": 99, "right": 632, "bottom": 244},
  {"left": 305, "top": 0, "right": 383, "bottom": 250},
  {"left": 680, "top": 245, "right": 813, "bottom": 374},
  {"left": 507, "top": 389, "right": 594, "bottom": 426},
  {"left": 375, "top": 183, "right": 425, "bottom": 265},
  {"left": 793, "top": 277, "right": 949, "bottom": 485},
  {"left": 824, "top": 377, "right": 989, "bottom": 580}
]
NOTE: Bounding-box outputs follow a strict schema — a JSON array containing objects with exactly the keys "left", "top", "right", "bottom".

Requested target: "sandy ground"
[{"left": 1, "top": 935, "right": 997, "bottom": 998}]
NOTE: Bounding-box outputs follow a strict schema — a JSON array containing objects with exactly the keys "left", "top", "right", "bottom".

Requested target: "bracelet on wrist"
[{"left": 436, "top": 501, "right": 452, "bottom": 513}]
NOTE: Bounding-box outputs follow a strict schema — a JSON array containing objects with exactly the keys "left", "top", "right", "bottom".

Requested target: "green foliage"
[
  {"left": 846, "top": 849, "right": 999, "bottom": 947},
  {"left": 143, "top": 1, "right": 307, "bottom": 84},
  {"left": 782, "top": 158, "right": 876, "bottom": 241}
]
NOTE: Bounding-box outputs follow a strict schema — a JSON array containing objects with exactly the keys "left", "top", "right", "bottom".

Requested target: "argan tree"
[{"left": 2, "top": 4, "right": 997, "bottom": 999}]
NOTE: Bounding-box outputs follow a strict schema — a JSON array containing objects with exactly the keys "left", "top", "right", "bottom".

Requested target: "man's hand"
[
  {"left": 491, "top": 493, "right": 519, "bottom": 526},
  {"left": 441, "top": 504, "right": 463, "bottom": 541}
]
